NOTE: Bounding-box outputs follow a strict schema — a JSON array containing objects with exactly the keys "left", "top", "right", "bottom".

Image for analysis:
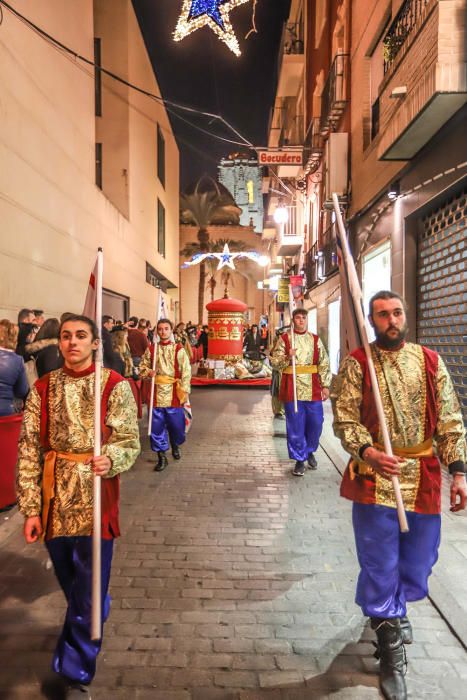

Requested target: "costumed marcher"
[
  {"left": 271, "top": 308, "right": 331, "bottom": 475},
  {"left": 332, "top": 290, "right": 467, "bottom": 700},
  {"left": 139, "top": 318, "right": 191, "bottom": 472},
  {"left": 16, "top": 315, "right": 140, "bottom": 699}
]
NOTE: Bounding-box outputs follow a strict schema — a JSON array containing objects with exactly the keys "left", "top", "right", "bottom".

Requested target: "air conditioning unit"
[{"left": 324, "top": 132, "right": 348, "bottom": 208}]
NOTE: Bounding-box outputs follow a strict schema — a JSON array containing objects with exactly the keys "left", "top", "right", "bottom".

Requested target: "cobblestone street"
[{"left": 0, "top": 388, "right": 466, "bottom": 699}]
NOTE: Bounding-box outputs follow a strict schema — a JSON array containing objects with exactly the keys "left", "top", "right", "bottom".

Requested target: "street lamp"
[{"left": 273, "top": 205, "right": 289, "bottom": 225}]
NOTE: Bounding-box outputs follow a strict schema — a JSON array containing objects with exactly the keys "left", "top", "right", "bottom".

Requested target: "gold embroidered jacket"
[
  {"left": 16, "top": 366, "right": 140, "bottom": 537},
  {"left": 270, "top": 331, "right": 331, "bottom": 402},
  {"left": 332, "top": 342, "right": 466, "bottom": 513},
  {"left": 139, "top": 341, "right": 191, "bottom": 408}
]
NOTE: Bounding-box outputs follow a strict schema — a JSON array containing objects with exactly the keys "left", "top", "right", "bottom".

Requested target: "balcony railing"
[
  {"left": 304, "top": 117, "right": 323, "bottom": 173},
  {"left": 320, "top": 53, "right": 349, "bottom": 134},
  {"left": 284, "top": 21, "right": 304, "bottom": 55},
  {"left": 304, "top": 225, "right": 338, "bottom": 289},
  {"left": 383, "top": 0, "right": 429, "bottom": 73}
]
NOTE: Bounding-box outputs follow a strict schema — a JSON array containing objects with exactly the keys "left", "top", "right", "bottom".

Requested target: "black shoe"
[
  {"left": 307, "top": 453, "right": 318, "bottom": 470},
  {"left": 67, "top": 683, "right": 92, "bottom": 699},
  {"left": 292, "top": 461, "right": 306, "bottom": 476},
  {"left": 172, "top": 445, "right": 181, "bottom": 460},
  {"left": 371, "top": 618, "right": 407, "bottom": 700},
  {"left": 155, "top": 452, "right": 168, "bottom": 472},
  {"left": 400, "top": 616, "right": 413, "bottom": 644}
]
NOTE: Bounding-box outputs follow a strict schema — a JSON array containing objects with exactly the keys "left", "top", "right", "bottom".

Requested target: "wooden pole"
[
  {"left": 288, "top": 284, "right": 298, "bottom": 413},
  {"left": 332, "top": 194, "right": 409, "bottom": 533},
  {"left": 147, "top": 287, "right": 161, "bottom": 436},
  {"left": 91, "top": 247, "right": 104, "bottom": 640}
]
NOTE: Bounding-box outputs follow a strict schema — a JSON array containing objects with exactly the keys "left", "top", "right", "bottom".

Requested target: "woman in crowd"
[
  {"left": 25, "top": 317, "right": 63, "bottom": 377},
  {"left": 15, "top": 322, "right": 38, "bottom": 360},
  {"left": 174, "top": 322, "right": 193, "bottom": 362},
  {"left": 111, "top": 325, "right": 134, "bottom": 378},
  {"left": 0, "top": 320, "right": 29, "bottom": 416}
]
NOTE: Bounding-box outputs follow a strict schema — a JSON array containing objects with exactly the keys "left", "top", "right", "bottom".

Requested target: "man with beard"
[{"left": 332, "top": 290, "right": 466, "bottom": 700}]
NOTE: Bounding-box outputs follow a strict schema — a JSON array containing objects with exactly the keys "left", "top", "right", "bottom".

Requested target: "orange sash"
[
  {"left": 349, "top": 439, "right": 434, "bottom": 480},
  {"left": 41, "top": 451, "right": 93, "bottom": 540}
]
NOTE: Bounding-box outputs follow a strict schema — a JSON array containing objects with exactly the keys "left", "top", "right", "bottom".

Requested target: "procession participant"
[
  {"left": 139, "top": 317, "right": 191, "bottom": 471},
  {"left": 332, "top": 290, "right": 467, "bottom": 700},
  {"left": 16, "top": 315, "right": 140, "bottom": 699},
  {"left": 271, "top": 308, "right": 331, "bottom": 476}
]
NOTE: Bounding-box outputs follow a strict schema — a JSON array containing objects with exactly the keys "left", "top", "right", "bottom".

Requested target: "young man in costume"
[
  {"left": 332, "top": 291, "right": 467, "bottom": 700},
  {"left": 17, "top": 315, "right": 140, "bottom": 699},
  {"left": 271, "top": 308, "right": 331, "bottom": 476},
  {"left": 139, "top": 317, "right": 191, "bottom": 472}
]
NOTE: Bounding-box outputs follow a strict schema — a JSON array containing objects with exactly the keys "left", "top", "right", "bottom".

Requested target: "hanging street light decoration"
[
  {"left": 174, "top": 0, "right": 251, "bottom": 57},
  {"left": 182, "top": 243, "right": 269, "bottom": 271}
]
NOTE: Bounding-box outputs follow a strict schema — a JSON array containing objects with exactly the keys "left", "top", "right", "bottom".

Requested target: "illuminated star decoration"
[
  {"left": 174, "top": 0, "right": 250, "bottom": 57},
  {"left": 182, "top": 243, "right": 268, "bottom": 271}
]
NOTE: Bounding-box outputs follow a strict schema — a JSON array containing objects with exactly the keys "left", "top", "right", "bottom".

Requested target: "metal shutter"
[{"left": 417, "top": 185, "right": 467, "bottom": 424}]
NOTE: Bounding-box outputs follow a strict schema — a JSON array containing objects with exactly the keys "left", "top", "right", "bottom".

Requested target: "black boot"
[
  {"left": 371, "top": 618, "right": 407, "bottom": 700},
  {"left": 400, "top": 616, "right": 413, "bottom": 644},
  {"left": 307, "top": 453, "right": 317, "bottom": 470},
  {"left": 171, "top": 444, "right": 181, "bottom": 460},
  {"left": 155, "top": 451, "right": 168, "bottom": 472}
]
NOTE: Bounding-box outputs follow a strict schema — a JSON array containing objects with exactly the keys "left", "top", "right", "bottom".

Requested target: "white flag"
[{"left": 83, "top": 257, "right": 99, "bottom": 321}]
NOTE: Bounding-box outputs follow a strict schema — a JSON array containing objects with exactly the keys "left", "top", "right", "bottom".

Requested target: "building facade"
[
  {"left": 0, "top": 0, "right": 180, "bottom": 323},
  {"left": 264, "top": 0, "right": 466, "bottom": 416}
]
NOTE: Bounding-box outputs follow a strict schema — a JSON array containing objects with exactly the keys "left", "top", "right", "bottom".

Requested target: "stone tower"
[{"left": 218, "top": 153, "right": 264, "bottom": 234}]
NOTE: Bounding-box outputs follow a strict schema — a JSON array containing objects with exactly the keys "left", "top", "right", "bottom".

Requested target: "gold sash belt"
[
  {"left": 350, "top": 438, "right": 433, "bottom": 480},
  {"left": 283, "top": 365, "right": 318, "bottom": 375},
  {"left": 42, "top": 451, "right": 93, "bottom": 540},
  {"left": 155, "top": 375, "right": 187, "bottom": 404}
]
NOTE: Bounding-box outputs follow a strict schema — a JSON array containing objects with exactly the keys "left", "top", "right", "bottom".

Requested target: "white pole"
[
  {"left": 332, "top": 194, "right": 408, "bottom": 533},
  {"left": 288, "top": 284, "right": 298, "bottom": 413},
  {"left": 91, "top": 248, "right": 104, "bottom": 640},
  {"left": 147, "top": 287, "right": 161, "bottom": 436}
]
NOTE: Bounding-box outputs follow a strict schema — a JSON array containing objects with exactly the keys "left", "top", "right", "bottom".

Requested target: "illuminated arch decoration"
[
  {"left": 174, "top": 0, "right": 251, "bottom": 57},
  {"left": 182, "top": 243, "right": 268, "bottom": 271}
]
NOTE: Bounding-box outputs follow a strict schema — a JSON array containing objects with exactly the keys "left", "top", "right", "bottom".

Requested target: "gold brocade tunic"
[
  {"left": 270, "top": 331, "right": 331, "bottom": 401},
  {"left": 139, "top": 342, "right": 191, "bottom": 408},
  {"left": 16, "top": 368, "right": 140, "bottom": 537},
  {"left": 332, "top": 342, "right": 467, "bottom": 511}
]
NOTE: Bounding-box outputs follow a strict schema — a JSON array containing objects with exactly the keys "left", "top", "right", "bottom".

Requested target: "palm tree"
[
  {"left": 180, "top": 238, "right": 249, "bottom": 305},
  {"left": 180, "top": 177, "right": 241, "bottom": 323}
]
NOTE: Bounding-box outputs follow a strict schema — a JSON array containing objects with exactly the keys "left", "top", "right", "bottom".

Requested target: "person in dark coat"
[
  {"left": 243, "top": 324, "right": 262, "bottom": 359},
  {"left": 0, "top": 319, "right": 29, "bottom": 416},
  {"left": 196, "top": 325, "right": 209, "bottom": 360},
  {"left": 25, "top": 318, "right": 63, "bottom": 378},
  {"left": 102, "top": 315, "right": 124, "bottom": 375}
]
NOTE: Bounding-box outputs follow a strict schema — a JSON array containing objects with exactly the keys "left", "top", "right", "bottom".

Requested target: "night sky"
[{"left": 132, "top": 0, "right": 291, "bottom": 189}]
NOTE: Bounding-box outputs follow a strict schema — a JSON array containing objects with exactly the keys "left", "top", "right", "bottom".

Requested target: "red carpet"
[{"left": 191, "top": 377, "right": 271, "bottom": 387}]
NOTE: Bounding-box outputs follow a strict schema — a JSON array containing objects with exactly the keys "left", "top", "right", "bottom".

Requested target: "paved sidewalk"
[{"left": 0, "top": 389, "right": 465, "bottom": 699}]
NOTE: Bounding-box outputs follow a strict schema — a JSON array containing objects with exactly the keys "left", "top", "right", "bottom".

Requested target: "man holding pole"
[
  {"left": 271, "top": 308, "right": 331, "bottom": 476},
  {"left": 332, "top": 290, "right": 467, "bottom": 700},
  {"left": 16, "top": 315, "right": 140, "bottom": 699},
  {"left": 139, "top": 317, "right": 191, "bottom": 472}
]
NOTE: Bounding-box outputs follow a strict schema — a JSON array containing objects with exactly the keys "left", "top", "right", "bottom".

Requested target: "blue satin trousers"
[
  {"left": 284, "top": 400, "right": 324, "bottom": 461},
  {"left": 352, "top": 503, "right": 441, "bottom": 619},
  {"left": 149, "top": 407, "right": 186, "bottom": 453},
  {"left": 46, "top": 536, "right": 114, "bottom": 685}
]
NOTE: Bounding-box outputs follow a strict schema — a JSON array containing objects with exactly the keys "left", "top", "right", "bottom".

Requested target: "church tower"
[{"left": 218, "top": 153, "right": 264, "bottom": 234}]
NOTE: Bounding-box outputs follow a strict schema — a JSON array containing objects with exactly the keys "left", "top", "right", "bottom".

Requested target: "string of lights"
[{"left": 0, "top": 0, "right": 254, "bottom": 149}]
